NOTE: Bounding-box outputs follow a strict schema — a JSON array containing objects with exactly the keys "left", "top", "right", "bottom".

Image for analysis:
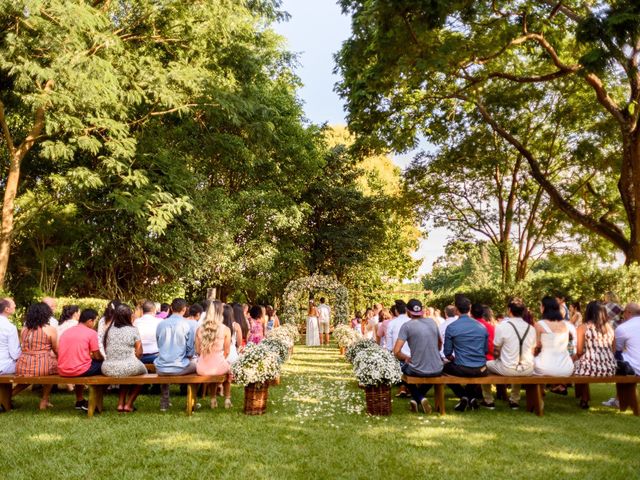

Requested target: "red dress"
[{"left": 15, "top": 327, "right": 57, "bottom": 376}]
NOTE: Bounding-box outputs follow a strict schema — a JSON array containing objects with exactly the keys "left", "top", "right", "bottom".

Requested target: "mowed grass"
[{"left": 1, "top": 344, "right": 639, "bottom": 479}]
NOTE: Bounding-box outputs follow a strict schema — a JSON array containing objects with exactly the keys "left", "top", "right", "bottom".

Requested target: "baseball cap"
[{"left": 407, "top": 299, "right": 423, "bottom": 316}]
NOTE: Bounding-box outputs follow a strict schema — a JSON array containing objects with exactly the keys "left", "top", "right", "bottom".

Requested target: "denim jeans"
[
  {"left": 443, "top": 362, "right": 487, "bottom": 399},
  {"left": 401, "top": 363, "right": 442, "bottom": 403}
]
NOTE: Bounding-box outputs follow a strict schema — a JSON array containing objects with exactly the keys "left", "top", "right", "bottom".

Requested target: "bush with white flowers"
[
  {"left": 279, "top": 322, "right": 301, "bottom": 343},
  {"left": 266, "top": 326, "right": 295, "bottom": 348},
  {"left": 345, "top": 338, "right": 378, "bottom": 364},
  {"left": 334, "top": 324, "right": 362, "bottom": 349},
  {"left": 231, "top": 343, "right": 281, "bottom": 386},
  {"left": 353, "top": 347, "right": 402, "bottom": 387},
  {"left": 261, "top": 337, "right": 289, "bottom": 364}
]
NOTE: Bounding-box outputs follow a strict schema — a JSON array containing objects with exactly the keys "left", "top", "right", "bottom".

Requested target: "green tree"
[{"left": 337, "top": 1, "right": 640, "bottom": 263}]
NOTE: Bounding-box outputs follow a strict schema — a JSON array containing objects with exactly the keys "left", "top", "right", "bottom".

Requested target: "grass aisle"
[{"left": 1, "top": 344, "right": 639, "bottom": 479}]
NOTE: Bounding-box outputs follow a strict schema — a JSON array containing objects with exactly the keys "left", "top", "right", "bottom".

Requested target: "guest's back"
[
  {"left": 443, "top": 315, "right": 488, "bottom": 368},
  {"left": 154, "top": 314, "right": 194, "bottom": 373}
]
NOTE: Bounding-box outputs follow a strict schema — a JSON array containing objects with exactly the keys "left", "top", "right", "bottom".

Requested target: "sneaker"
[
  {"left": 479, "top": 401, "right": 495, "bottom": 410},
  {"left": 508, "top": 401, "right": 519, "bottom": 410},
  {"left": 454, "top": 397, "right": 469, "bottom": 412},
  {"left": 409, "top": 400, "right": 418, "bottom": 413},
  {"left": 602, "top": 397, "right": 619, "bottom": 408},
  {"left": 469, "top": 398, "right": 479, "bottom": 410},
  {"left": 160, "top": 402, "right": 170, "bottom": 412},
  {"left": 74, "top": 399, "right": 88, "bottom": 411},
  {"left": 420, "top": 398, "right": 432, "bottom": 414}
]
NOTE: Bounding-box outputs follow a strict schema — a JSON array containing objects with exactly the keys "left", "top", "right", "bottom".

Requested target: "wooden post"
[
  {"left": 0, "top": 383, "right": 11, "bottom": 412},
  {"left": 88, "top": 386, "right": 97, "bottom": 418},
  {"left": 434, "top": 384, "right": 446, "bottom": 415},
  {"left": 524, "top": 384, "right": 544, "bottom": 416},
  {"left": 206, "top": 288, "right": 217, "bottom": 301},
  {"left": 186, "top": 384, "right": 196, "bottom": 416},
  {"left": 616, "top": 383, "right": 639, "bottom": 416}
]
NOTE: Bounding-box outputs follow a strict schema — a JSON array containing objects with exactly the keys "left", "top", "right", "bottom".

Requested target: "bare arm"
[
  {"left": 134, "top": 340, "right": 142, "bottom": 359},
  {"left": 575, "top": 324, "right": 586, "bottom": 359},
  {"left": 223, "top": 328, "right": 231, "bottom": 358},
  {"left": 45, "top": 326, "right": 58, "bottom": 354},
  {"left": 393, "top": 339, "right": 410, "bottom": 364},
  {"left": 195, "top": 327, "right": 202, "bottom": 356}
]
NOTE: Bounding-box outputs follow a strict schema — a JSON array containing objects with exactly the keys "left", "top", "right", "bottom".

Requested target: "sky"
[{"left": 273, "top": 0, "right": 449, "bottom": 277}]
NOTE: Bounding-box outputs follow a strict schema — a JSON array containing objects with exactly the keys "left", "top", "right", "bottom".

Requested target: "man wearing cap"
[
  {"left": 393, "top": 299, "right": 443, "bottom": 413},
  {"left": 443, "top": 295, "right": 489, "bottom": 412}
]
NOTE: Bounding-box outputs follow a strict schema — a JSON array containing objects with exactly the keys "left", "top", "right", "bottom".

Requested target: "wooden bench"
[
  {"left": 402, "top": 375, "right": 639, "bottom": 416},
  {"left": 0, "top": 373, "right": 225, "bottom": 417}
]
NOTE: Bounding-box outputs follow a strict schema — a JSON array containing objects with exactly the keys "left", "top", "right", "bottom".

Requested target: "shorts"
[{"left": 319, "top": 321, "right": 330, "bottom": 334}]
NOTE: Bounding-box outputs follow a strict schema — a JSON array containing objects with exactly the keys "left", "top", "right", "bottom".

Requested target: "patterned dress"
[
  {"left": 101, "top": 325, "right": 147, "bottom": 377},
  {"left": 574, "top": 324, "right": 617, "bottom": 376},
  {"left": 247, "top": 319, "right": 264, "bottom": 345},
  {"left": 15, "top": 327, "right": 57, "bottom": 376}
]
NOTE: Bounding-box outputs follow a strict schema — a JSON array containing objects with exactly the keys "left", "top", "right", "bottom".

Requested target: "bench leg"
[
  {"left": 186, "top": 384, "right": 196, "bottom": 416},
  {"left": 0, "top": 384, "right": 11, "bottom": 412},
  {"left": 524, "top": 384, "right": 544, "bottom": 416},
  {"left": 496, "top": 384, "right": 508, "bottom": 401},
  {"left": 88, "top": 386, "right": 99, "bottom": 418},
  {"left": 434, "top": 384, "right": 446, "bottom": 415},
  {"left": 616, "top": 383, "right": 639, "bottom": 416}
]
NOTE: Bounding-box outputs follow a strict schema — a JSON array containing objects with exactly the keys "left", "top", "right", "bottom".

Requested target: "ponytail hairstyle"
[
  {"left": 103, "top": 304, "right": 133, "bottom": 350},
  {"left": 200, "top": 301, "right": 224, "bottom": 355},
  {"left": 103, "top": 299, "right": 122, "bottom": 325},
  {"left": 59, "top": 305, "right": 79, "bottom": 326}
]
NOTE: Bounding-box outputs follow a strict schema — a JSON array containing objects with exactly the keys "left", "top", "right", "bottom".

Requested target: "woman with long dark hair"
[
  {"left": 232, "top": 303, "right": 249, "bottom": 347},
  {"left": 222, "top": 304, "right": 241, "bottom": 364},
  {"left": 13, "top": 303, "right": 58, "bottom": 409},
  {"left": 533, "top": 296, "right": 574, "bottom": 377},
  {"left": 574, "top": 301, "right": 617, "bottom": 408},
  {"left": 101, "top": 304, "right": 146, "bottom": 412},
  {"left": 57, "top": 304, "right": 80, "bottom": 340}
]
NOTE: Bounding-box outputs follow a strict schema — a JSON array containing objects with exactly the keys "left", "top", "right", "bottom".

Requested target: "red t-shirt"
[
  {"left": 474, "top": 317, "right": 495, "bottom": 360},
  {"left": 57, "top": 324, "right": 99, "bottom": 376}
]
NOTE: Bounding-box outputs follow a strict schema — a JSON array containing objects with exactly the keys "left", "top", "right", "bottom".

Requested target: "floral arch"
[{"left": 282, "top": 274, "right": 349, "bottom": 326}]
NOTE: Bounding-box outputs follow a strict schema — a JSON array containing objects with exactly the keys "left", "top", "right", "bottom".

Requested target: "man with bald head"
[
  {"left": 42, "top": 297, "right": 58, "bottom": 327},
  {"left": 615, "top": 302, "right": 640, "bottom": 375}
]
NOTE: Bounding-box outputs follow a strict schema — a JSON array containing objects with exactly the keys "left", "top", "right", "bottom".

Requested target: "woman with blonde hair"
[
  {"left": 196, "top": 301, "right": 232, "bottom": 409},
  {"left": 306, "top": 300, "right": 320, "bottom": 346}
]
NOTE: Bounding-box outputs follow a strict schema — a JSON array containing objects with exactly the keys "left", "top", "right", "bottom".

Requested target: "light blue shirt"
[
  {"left": 154, "top": 314, "right": 194, "bottom": 374},
  {"left": 444, "top": 314, "right": 488, "bottom": 368},
  {"left": 0, "top": 315, "right": 20, "bottom": 374}
]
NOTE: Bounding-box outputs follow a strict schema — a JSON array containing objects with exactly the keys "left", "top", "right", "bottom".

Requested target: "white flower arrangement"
[
  {"left": 266, "top": 326, "right": 295, "bottom": 348},
  {"left": 333, "top": 324, "right": 362, "bottom": 348},
  {"left": 231, "top": 343, "right": 281, "bottom": 386},
  {"left": 279, "top": 323, "right": 301, "bottom": 343},
  {"left": 282, "top": 274, "right": 349, "bottom": 325},
  {"left": 353, "top": 347, "right": 402, "bottom": 387},
  {"left": 345, "top": 338, "right": 378, "bottom": 364},
  {"left": 261, "top": 337, "right": 290, "bottom": 364}
]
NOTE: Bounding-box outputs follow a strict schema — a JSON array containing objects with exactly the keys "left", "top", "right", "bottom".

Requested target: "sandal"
[
  {"left": 117, "top": 405, "right": 125, "bottom": 413},
  {"left": 550, "top": 386, "right": 568, "bottom": 396},
  {"left": 210, "top": 398, "right": 218, "bottom": 409},
  {"left": 224, "top": 398, "right": 232, "bottom": 409},
  {"left": 123, "top": 406, "right": 137, "bottom": 413}
]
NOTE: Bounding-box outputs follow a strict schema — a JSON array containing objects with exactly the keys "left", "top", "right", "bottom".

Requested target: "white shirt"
[
  {"left": 616, "top": 316, "right": 640, "bottom": 374},
  {"left": 48, "top": 316, "right": 58, "bottom": 327},
  {"left": 0, "top": 315, "right": 20, "bottom": 374},
  {"left": 386, "top": 314, "right": 410, "bottom": 356},
  {"left": 57, "top": 320, "right": 78, "bottom": 340},
  {"left": 439, "top": 316, "right": 458, "bottom": 357},
  {"left": 494, "top": 317, "right": 536, "bottom": 370},
  {"left": 134, "top": 313, "right": 161, "bottom": 354},
  {"left": 317, "top": 304, "right": 331, "bottom": 323}
]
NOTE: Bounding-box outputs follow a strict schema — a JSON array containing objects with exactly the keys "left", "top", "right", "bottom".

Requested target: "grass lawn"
[{"left": 1, "top": 344, "right": 639, "bottom": 479}]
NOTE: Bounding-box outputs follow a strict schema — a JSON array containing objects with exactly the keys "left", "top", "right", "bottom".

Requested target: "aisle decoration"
[
  {"left": 352, "top": 347, "right": 402, "bottom": 416},
  {"left": 232, "top": 343, "right": 281, "bottom": 415},
  {"left": 345, "top": 338, "right": 377, "bottom": 364},
  {"left": 282, "top": 274, "right": 349, "bottom": 325},
  {"left": 333, "top": 324, "right": 361, "bottom": 354}
]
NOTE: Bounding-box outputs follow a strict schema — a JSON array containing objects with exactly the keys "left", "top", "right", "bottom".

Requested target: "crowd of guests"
[
  {"left": 0, "top": 296, "right": 280, "bottom": 412},
  {"left": 351, "top": 292, "right": 639, "bottom": 413}
]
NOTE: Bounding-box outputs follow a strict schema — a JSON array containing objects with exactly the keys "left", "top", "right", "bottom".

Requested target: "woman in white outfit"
[
  {"left": 306, "top": 301, "right": 321, "bottom": 346},
  {"left": 533, "top": 296, "right": 574, "bottom": 377}
]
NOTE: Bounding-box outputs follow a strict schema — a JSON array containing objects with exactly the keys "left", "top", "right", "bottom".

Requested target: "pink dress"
[
  {"left": 247, "top": 318, "right": 264, "bottom": 344},
  {"left": 196, "top": 330, "right": 230, "bottom": 376}
]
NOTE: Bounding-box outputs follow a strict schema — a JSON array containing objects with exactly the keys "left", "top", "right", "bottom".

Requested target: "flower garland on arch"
[{"left": 282, "top": 274, "right": 349, "bottom": 326}]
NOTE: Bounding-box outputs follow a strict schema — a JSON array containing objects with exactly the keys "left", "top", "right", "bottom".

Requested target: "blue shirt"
[
  {"left": 154, "top": 314, "right": 195, "bottom": 374},
  {"left": 443, "top": 314, "right": 488, "bottom": 368}
]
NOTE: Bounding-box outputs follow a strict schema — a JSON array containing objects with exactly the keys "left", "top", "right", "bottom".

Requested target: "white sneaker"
[{"left": 601, "top": 397, "right": 619, "bottom": 408}]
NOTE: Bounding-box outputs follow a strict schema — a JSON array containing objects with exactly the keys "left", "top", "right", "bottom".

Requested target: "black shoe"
[
  {"left": 479, "top": 400, "right": 495, "bottom": 410},
  {"left": 508, "top": 401, "right": 519, "bottom": 410},
  {"left": 580, "top": 400, "right": 589, "bottom": 410},
  {"left": 454, "top": 397, "right": 469, "bottom": 412},
  {"left": 469, "top": 398, "right": 479, "bottom": 410},
  {"left": 75, "top": 399, "right": 88, "bottom": 411}
]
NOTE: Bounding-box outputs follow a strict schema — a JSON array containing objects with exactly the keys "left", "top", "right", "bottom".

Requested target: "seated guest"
[
  {"left": 102, "top": 304, "right": 147, "bottom": 412},
  {"left": 439, "top": 305, "right": 458, "bottom": 359},
  {"left": 156, "top": 303, "right": 170, "bottom": 319},
  {"left": 247, "top": 305, "right": 265, "bottom": 345},
  {"left": 232, "top": 303, "right": 250, "bottom": 347},
  {"left": 533, "top": 296, "right": 574, "bottom": 377},
  {"left": 196, "top": 301, "right": 232, "bottom": 408},
  {"left": 574, "top": 301, "right": 617, "bottom": 409},
  {"left": 42, "top": 296, "right": 58, "bottom": 327},
  {"left": 0, "top": 298, "right": 20, "bottom": 375},
  {"left": 154, "top": 298, "right": 196, "bottom": 412},
  {"left": 57, "top": 304, "right": 80, "bottom": 340},
  {"left": 394, "top": 299, "right": 443, "bottom": 413},
  {"left": 57, "top": 308, "right": 103, "bottom": 411},
  {"left": 615, "top": 302, "right": 640, "bottom": 375},
  {"left": 486, "top": 299, "right": 536, "bottom": 409},
  {"left": 98, "top": 300, "right": 121, "bottom": 357},
  {"left": 471, "top": 303, "right": 495, "bottom": 408},
  {"left": 376, "top": 308, "right": 393, "bottom": 347},
  {"left": 266, "top": 305, "right": 280, "bottom": 334},
  {"left": 185, "top": 303, "right": 203, "bottom": 344},
  {"left": 443, "top": 295, "right": 489, "bottom": 412},
  {"left": 387, "top": 300, "right": 411, "bottom": 397},
  {"left": 133, "top": 300, "right": 161, "bottom": 364},
  {"left": 13, "top": 303, "right": 59, "bottom": 410},
  {"left": 223, "top": 304, "right": 241, "bottom": 364}
]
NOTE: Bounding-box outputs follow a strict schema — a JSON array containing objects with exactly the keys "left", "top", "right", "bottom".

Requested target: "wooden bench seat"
[
  {"left": 402, "top": 374, "right": 639, "bottom": 417},
  {"left": 0, "top": 374, "right": 225, "bottom": 417}
]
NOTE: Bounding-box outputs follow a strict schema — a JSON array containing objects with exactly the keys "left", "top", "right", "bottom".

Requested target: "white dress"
[
  {"left": 533, "top": 320, "right": 574, "bottom": 376},
  {"left": 226, "top": 331, "right": 239, "bottom": 364},
  {"left": 306, "top": 316, "right": 320, "bottom": 346}
]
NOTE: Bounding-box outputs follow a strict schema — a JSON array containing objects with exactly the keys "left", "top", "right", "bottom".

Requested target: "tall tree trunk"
[{"left": 622, "top": 129, "right": 640, "bottom": 264}]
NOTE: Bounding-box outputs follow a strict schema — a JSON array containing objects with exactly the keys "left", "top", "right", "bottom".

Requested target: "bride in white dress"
[{"left": 306, "top": 301, "right": 321, "bottom": 347}]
